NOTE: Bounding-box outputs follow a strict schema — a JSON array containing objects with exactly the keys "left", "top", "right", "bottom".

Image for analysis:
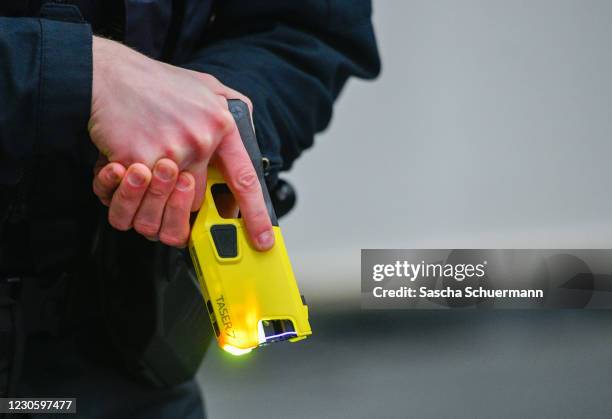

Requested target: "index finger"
[{"left": 214, "top": 124, "right": 274, "bottom": 251}]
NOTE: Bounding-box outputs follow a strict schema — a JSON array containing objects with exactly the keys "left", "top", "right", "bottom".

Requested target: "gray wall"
[
  {"left": 281, "top": 0, "right": 612, "bottom": 303},
  {"left": 198, "top": 4, "right": 612, "bottom": 418}
]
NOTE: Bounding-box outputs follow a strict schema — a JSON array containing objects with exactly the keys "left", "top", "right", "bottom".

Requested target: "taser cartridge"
[{"left": 188, "top": 99, "right": 312, "bottom": 356}]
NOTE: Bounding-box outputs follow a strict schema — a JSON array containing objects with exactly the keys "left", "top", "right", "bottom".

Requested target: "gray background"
[{"left": 197, "top": 1, "right": 612, "bottom": 418}]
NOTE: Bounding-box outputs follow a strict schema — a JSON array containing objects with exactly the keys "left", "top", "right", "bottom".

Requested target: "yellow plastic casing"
[{"left": 188, "top": 167, "right": 311, "bottom": 355}]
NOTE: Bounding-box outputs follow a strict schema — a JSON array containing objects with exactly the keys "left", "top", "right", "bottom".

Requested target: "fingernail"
[
  {"left": 107, "top": 170, "right": 120, "bottom": 183},
  {"left": 176, "top": 174, "right": 192, "bottom": 191},
  {"left": 154, "top": 163, "right": 174, "bottom": 181},
  {"left": 256, "top": 230, "right": 274, "bottom": 249},
  {"left": 128, "top": 170, "right": 146, "bottom": 186}
]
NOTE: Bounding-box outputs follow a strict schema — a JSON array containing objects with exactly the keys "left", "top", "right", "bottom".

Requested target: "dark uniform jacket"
[{"left": 0, "top": 0, "right": 380, "bottom": 275}]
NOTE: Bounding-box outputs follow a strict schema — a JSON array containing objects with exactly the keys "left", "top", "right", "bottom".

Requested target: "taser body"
[{"left": 188, "top": 100, "right": 311, "bottom": 355}]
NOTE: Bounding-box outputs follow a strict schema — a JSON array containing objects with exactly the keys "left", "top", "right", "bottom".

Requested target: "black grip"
[{"left": 227, "top": 99, "right": 278, "bottom": 226}]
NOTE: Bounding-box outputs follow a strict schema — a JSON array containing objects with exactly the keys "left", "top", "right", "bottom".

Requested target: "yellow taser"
[{"left": 188, "top": 99, "right": 312, "bottom": 356}]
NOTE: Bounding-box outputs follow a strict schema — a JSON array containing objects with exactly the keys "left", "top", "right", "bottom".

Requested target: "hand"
[
  {"left": 89, "top": 37, "right": 274, "bottom": 250},
  {"left": 93, "top": 158, "right": 196, "bottom": 247}
]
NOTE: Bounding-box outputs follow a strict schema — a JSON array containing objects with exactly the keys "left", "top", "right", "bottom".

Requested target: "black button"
[{"left": 210, "top": 225, "right": 238, "bottom": 258}]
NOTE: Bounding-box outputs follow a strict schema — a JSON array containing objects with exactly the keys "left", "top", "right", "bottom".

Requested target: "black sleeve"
[
  {"left": 181, "top": 0, "right": 381, "bottom": 182},
  {"left": 0, "top": 14, "right": 92, "bottom": 186}
]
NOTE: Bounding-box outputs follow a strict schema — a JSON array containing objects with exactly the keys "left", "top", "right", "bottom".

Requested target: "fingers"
[
  {"left": 185, "top": 86, "right": 267, "bottom": 249},
  {"left": 101, "top": 160, "right": 194, "bottom": 248},
  {"left": 93, "top": 161, "right": 127, "bottom": 206},
  {"left": 214, "top": 125, "right": 274, "bottom": 251},
  {"left": 133, "top": 159, "right": 179, "bottom": 239},
  {"left": 159, "top": 172, "right": 196, "bottom": 247},
  {"left": 108, "top": 163, "right": 152, "bottom": 231}
]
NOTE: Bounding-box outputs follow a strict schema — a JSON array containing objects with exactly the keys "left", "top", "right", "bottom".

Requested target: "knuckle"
[
  {"left": 201, "top": 73, "right": 220, "bottom": 85},
  {"left": 134, "top": 220, "right": 160, "bottom": 237},
  {"left": 232, "top": 168, "right": 259, "bottom": 194},
  {"left": 162, "top": 146, "right": 180, "bottom": 162},
  {"left": 117, "top": 186, "right": 135, "bottom": 201},
  {"left": 147, "top": 184, "right": 168, "bottom": 198},
  {"left": 212, "top": 109, "right": 234, "bottom": 134},
  {"left": 192, "top": 132, "right": 214, "bottom": 160},
  {"left": 166, "top": 198, "right": 185, "bottom": 212}
]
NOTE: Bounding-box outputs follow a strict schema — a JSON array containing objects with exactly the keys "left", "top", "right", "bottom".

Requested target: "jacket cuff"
[{"left": 39, "top": 18, "right": 92, "bottom": 155}]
